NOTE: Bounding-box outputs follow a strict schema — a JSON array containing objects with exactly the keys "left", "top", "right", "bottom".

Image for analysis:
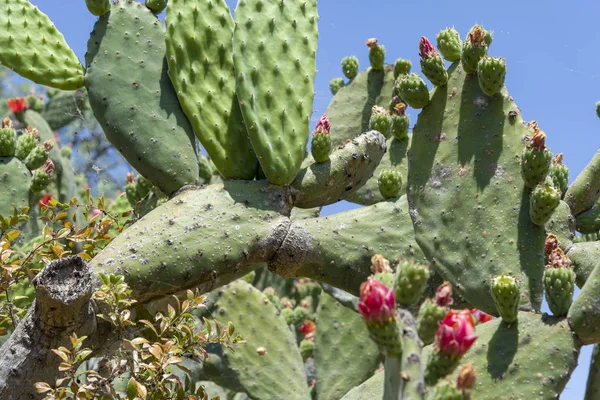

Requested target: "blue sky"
[{"left": 28, "top": 0, "right": 600, "bottom": 397}]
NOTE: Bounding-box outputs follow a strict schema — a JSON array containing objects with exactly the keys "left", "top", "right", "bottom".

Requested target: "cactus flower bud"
[
  {"left": 358, "top": 277, "right": 395, "bottom": 324},
  {"left": 419, "top": 36, "right": 436, "bottom": 59},
  {"left": 371, "top": 254, "right": 392, "bottom": 274},
  {"left": 456, "top": 364, "right": 477, "bottom": 392},
  {"left": 435, "top": 281, "right": 454, "bottom": 307},
  {"left": 314, "top": 113, "right": 330, "bottom": 134},
  {"left": 41, "top": 159, "right": 55, "bottom": 175}
]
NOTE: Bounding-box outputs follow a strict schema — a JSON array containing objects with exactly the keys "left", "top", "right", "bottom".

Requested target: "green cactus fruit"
[
  {"left": 416, "top": 299, "right": 447, "bottom": 345},
  {"left": 145, "top": 0, "right": 167, "bottom": 14},
  {"left": 85, "top": 0, "right": 111, "bottom": 16},
  {"left": 365, "top": 319, "right": 402, "bottom": 357},
  {"left": 292, "top": 307, "right": 310, "bottom": 328},
  {"left": 461, "top": 25, "right": 490, "bottom": 74},
  {"left": 263, "top": 287, "right": 282, "bottom": 310},
  {"left": 427, "top": 380, "right": 463, "bottom": 400},
  {"left": 341, "top": 56, "right": 359, "bottom": 80},
  {"left": 0, "top": 118, "right": 16, "bottom": 157},
  {"left": 396, "top": 73, "right": 430, "bottom": 109},
  {"left": 544, "top": 267, "right": 575, "bottom": 317},
  {"left": 378, "top": 170, "right": 403, "bottom": 199},
  {"left": 24, "top": 145, "right": 49, "bottom": 171},
  {"left": 490, "top": 274, "right": 520, "bottom": 324},
  {"left": 30, "top": 170, "right": 50, "bottom": 193},
  {"left": 329, "top": 78, "right": 345, "bottom": 95},
  {"left": 136, "top": 176, "right": 152, "bottom": 199},
  {"left": 477, "top": 56, "right": 507, "bottom": 96},
  {"left": 436, "top": 28, "right": 462, "bottom": 62},
  {"left": 394, "top": 58, "right": 412, "bottom": 79},
  {"left": 15, "top": 130, "right": 38, "bottom": 161},
  {"left": 596, "top": 101, "right": 600, "bottom": 118},
  {"left": 125, "top": 176, "right": 139, "bottom": 206},
  {"left": 521, "top": 127, "right": 552, "bottom": 188},
  {"left": 425, "top": 351, "right": 461, "bottom": 386},
  {"left": 198, "top": 156, "right": 216, "bottom": 182},
  {"left": 549, "top": 153, "right": 569, "bottom": 196},
  {"left": 281, "top": 308, "right": 294, "bottom": 326},
  {"left": 26, "top": 94, "right": 44, "bottom": 113},
  {"left": 368, "top": 106, "right": 392, "bottom": 138},
  {"left": 394, "top": 259, "right": 429, "bottom": 307},
  {"left": 61, "top": 146, "right": 72, "bottom": 159},
  {"left": 299, "top": 339, "right": 315, "bottom": 361},
  {"left": 530, "top": 178, "right": 561, "bottom": 226},
  {"left": 366, "top": 38, "right": 385, "bottom": 71},
  {"left": 311, "top": 133, "right": 331, "bottom": 163},
  {"left": 390, "top": 111, "right": 409, "bottom": 141},
  {"left": 419, "top": 37, "right": 449, "bottom": 87}
]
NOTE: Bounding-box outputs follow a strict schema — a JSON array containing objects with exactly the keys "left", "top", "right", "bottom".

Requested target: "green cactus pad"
[
  {"left": 568, "top": 261, "right": 600, "bottom": 344},
  {"left": 233, "top": 0, "right": 318, "bottom": 185},
  {"left": 545, "top": 200, "right": 575, "bottom": 251},
  {"left": 393, "top": 58, "right": 412, "bottom": 78},
  {"left": 342, "top": 56, "right": 359, "bottom": 80},
  {"left": 329, "top": 77, "right": 345, "bottom": 95},
  {"left": 212, "top": 280, "right": 310, "bottom": 399},
  {"left": 585, "top": 345, "right": 600, "bottom": 399},
  {"left": 342, "top": 312, "right": 580, "bottom": 400},
  {"left": 436, "top": 28, "right": 462, "bottom": 62},
  {"left": 85, "top": 0, "right": 110, "bottom": 16},
  {"left": 568, "top": 241, "right": 600, "bottom": 287},
  {"left": 326, "top": 65, "right": 395, "bottom": 146},
  {"left": 565, "top": 149, "right": 600, "bottom": 216},
  {"left": 420, "top": 54, "right": 448, "bottom": 87},
  {"left": 310, "top": 132, "right": 331, "bottom": 163},
  {"left": 407, "top": 62, "right": 546, "bottom": 315},
  {"left": 378, "top": 169, "right": 402, "bottom": 200},
  {"left": 146, "top": 0, "right": 167, "bottom": 14},
  {"left": 0, "top": 0, "right": 84, "bottom": 90},
  {"left": 315, "top": 292, "right": 380, "bottom": 400},
  {"left": 41, "top": 89, "right": 87, "bottom": 130},
  {"left": 347, "top": 136, "right": 410, "bottom": 205},
  {"left": 395, "top": 73, "right": 430, "bottom": 109},
  {"left": 530, "top": 180, "right": 561, "bottom": 226},
  {"left": 477, "top": 56, "right": 506, "bottom": 96},
  {"left": 166, "top": 0, "right": 258, "bottom": 180},
  {"left": 197, "top": 155, "right": 216, "bottom": 183},
  {"left": 85, "top": 0, "right": 199, "bottom": 196},
  {"left": 0, "top": 157, "right": 31, "bottom": 217}
]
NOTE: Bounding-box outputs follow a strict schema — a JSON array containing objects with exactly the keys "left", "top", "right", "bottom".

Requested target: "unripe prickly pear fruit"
[
  {"left": 369, "top": 106, "right": 392, "bottom": 138},
  {"left": 396, "top": 73, "right": 430, "bottom": 109},
  {"left": 125, "top": 172, "right": 139, "bottom": 206},
  {"left": 427, "top": 380, "right": 463, "bottom": 400},
  {"left": 24, "top": 143, "right": 51, "bottom": 171},
  {"left": 417, "top": 299, "right": 447, "bottom": 346},
  {"left": 521, "top": 126, "right": 552, "bottom": 188},
  {"left": 15, "top": 128, "right": 38, "bottom": 160},
  {"left": 341, "top": 56, "right": 359, "bottom": 80},
  {"left": 299, "top": 339, "right": 315, "bottom": 361},
  {"left": 490, "top": 274, "right": 520, "bottom": 324},
  {"left": 436, "top": 28, "right": 462, "bottom": 62},
  {"left": 86, "top": 0, "right": 111, "bottom": 16},
  {"left": 146, "top": 0, "right": 168, "bottom": 14},
  {"left": 544, "top": 249, "right": 575, "bottom": 317},
  {"left": 0, "top": 118, "right": 16, "bottom": 157},
  {"left": 530, "top": 177, "right": 560, "bottom": 226},
  {"left": 31, "top": 159, "right": 54, "bottom": 193},
  {"left": 366, "top": 38, "right": 385, "bottom": 71},
  {"left": 292, "top": 307, "right": 310, "bottom": 328},
  {"left": 26, "top": 94, "right": 44, "bottom": 113},
  {"left": 549, "top": 153, "right": 569, "bottom": 197},
  {"left": 419, "top": 37, "right": 448, "bottom": 87},
  {"left": 596, "top": 101, "right": 600, "bottom": 118},
  {"left": 61, "top": 146, "right": 72, "bottom": 159},
  {"left": 311, "top": 114, "right": 332, "bottom": 163},
  {"left": 390, "top": 103, "right": 409, "bottom": 140},
  {"left": 394, "top": 58, "right": 412, "bottom": 79},
  {"left": 394, "top": 258, "right": 429, "bottom": 307},
  {"left": 329, "top": 78, "right": 345, "bottom": 95},
  {"left": 281, "top": 307, "right": 294, "bottom": 326},
  {"left": 477, "top": 56, "right": 506, "bottom": 96},
  {"left": 378, "top": 169, "right": 403, "bottom": 199},
  {"left": 461, "top": 25, "right": 491, "bottom": 74},
  {"left": 136, "top": 176, "right": 153, "bottom": 199}
]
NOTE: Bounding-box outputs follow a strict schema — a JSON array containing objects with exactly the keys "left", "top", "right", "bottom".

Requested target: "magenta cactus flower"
[
  {"left": 419, "top": 36, "right": 436, "bottom": 59},
  {"left": 358, "top": 277, "right": 396, "bottom": 325},
  {"left": 435, "top": 309, "right": 477, "bottom": 358}
]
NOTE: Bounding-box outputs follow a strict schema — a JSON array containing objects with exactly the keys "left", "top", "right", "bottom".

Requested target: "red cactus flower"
[
  {"left": 38, "top": 194, "right": 54, "bottom": 208},
  {"left": 6, "top": 97, "right": 28, "bottom": 113},
  {"left": 435, "top": 309, "right": 477, "bottom": 358},
  {"left": 358, "top": 277, "right": 395, "bottom": 324},
  {"left": 435, "top": 282, "right": 454, "bottom": 307},
  {"left": 470, "top": 308, "right": 493, "bottom": 324},
  {"left": 300, "top": 320, "right": 316, "bottom": 338},
  {"left": 314, "top": 114, "right": 330, "bottom": 134},
  {"left": 419, "top": 36, "right": 436, "bottom": 59}
]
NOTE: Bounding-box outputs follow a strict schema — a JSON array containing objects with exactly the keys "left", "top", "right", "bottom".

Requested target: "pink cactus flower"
[
  {"left": 435, "top": 281, "right": 454, "bottom": 307},
  {"left": 419, "top": 36, "right": 436, "bottom": 59},
  {"left": 434, "top": 309, "right": 477, "bottom": 358},
  {"left": 314, "top": 114, "right": 330, "bottom": 134},
  {"left": 358, "top": 277, "right": 395, "bottom": 324},
  {"left": 6, "top": 97, "right": 28, "bottom": 113}
]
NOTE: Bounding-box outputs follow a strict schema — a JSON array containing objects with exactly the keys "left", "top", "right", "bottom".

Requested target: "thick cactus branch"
[
  {"left": 585, "top": 345, "right": 600, "bottom": 400},
  {"left": 564, "top": 149, "right": 600, "bottom": 216},
  {"left": 567, "top": 242, "right": 600, "bottom": 287}
]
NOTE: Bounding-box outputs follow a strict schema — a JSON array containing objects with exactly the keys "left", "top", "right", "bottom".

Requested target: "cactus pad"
[
  {"left": 233, "top": 0, "right": 318, "bottom": 185},
  {"left": 166, "top": 0, "right": 258, "bottom": 180},
  {"left": 0, "top": 0, "right": 84, "bottom": 90},
  {"left": 85, "top": 0, "right": 199, "bottom": 195},
  {"left": 407, "top": 62, "right": 546, "bottom": 314}
]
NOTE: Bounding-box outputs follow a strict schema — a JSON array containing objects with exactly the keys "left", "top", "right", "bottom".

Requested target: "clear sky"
[{"left": 28, "top": 0, "right": 600, "bottom": 397}]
